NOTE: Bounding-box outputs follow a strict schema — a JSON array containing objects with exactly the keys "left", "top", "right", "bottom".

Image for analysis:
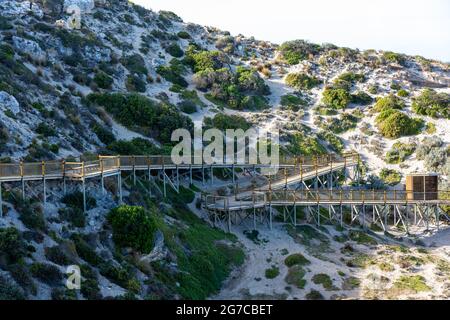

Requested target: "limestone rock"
[
  {"left": 0, "top": 91, "right": 20, "bottom": 115},
  {"left": 64, "top": 0, "right": 95, "bottom": 13},
  {"left": 12, "top": 36, "right": 46, "bottom": 62},
  {"left": 0, "top": 1, "right": 44, "bottom": 18}
]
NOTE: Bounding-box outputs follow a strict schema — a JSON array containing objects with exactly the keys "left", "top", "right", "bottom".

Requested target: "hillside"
[{"left": 0, "top": 0, "right": 449, "bottom": 300}]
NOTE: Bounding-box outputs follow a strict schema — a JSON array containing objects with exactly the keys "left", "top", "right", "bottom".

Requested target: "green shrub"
[
  {"left": 312, "top": 273, "right": 335, "bottom": 290},
  {"left": 165, "top": 43, "right": 184, "bottom": 58},
  {"left": 376, "top": 110, "right": 423, "bottom": 138},
  {"left": 121, "top": 54, "right": 148, "bottom": 75},
  {"left": 373, "top": 94, "right": 405, "bottom": 112},
  {"left": 106, "top": 138, "right": 162, "bottom": 155},
  {"left": 286, "top": 132, "right": 326, "bottom": 156},
  {"left": 265, "top": 266, "right": 280, "bottom": 279},
  {"left": 71, "top": 234, "right": 103, "bottom": 266},
  {"left": 80, "top": 264, "right": 101, "bottom": 300},
  {"left": 45, "top": 246, "right": 72, "bottom": 265},
  {"left": 285, "top": 265, "right": 307, "bottom": 288},
  {"left": 0, "top": 227, "right": 27, "bottom": 263},
  {"left": 383, "top": 51, "right": 405, "bottom": 65},
  {"left": 19, "top": 203, "right": 46, "bottom": 232},
  {"left": 285, "top": 73, "right": 321, "bottom": 90},
  {"left": 322, "top": 87, "right": 351, "bottom": 109},
  {"left": 36, "top": 122, "right": 56, "bottom": 137},
  {"left": 368, "top": 85, "right": 378, "bottom": 94},
  {"left": 318, "top": 131, "right": 344, "bottom": 153},
  {"left": 385, "top": 142, "right": 416, "bottom": 164},
  {"left": 203, "top": 113, "right": 252, "bottom": 131},
  {"left": 30, "top": 263, "right": 63, "bottom": 285},
  {"left": 336, "top": 72, "right": 365, "bottom": 84},
  {"left": 393, "top": 275, "right": 430, "bottom": 293},
  {"left": 157, "top": 59, "right": 188, "bottom": 87},
  {"left": 93, "top": 71, "right": 113, "bottom": 89},
  {"left": 177, "top": 31, "right": 191, "bottom": 39},
  {"left": 379, "top": 169, "right": 402, "bottom": 186},
  {"left": 87, "top": 92, "right": 193, "bottom": 144},
  {"left": 306, "top": 289, "right": 324, "bottom": 300},
  {"left": 320, "top": 113, "right": 358, "bottom": 134},
  {"left": 284, "top": 253, "right": 310, "bottom": 267},
  {"left": 177, "top": 99, "right": 197, "bottom": 114},
  {"left": 280, "top": 94, "right": 308, "bottom": 111},
  {"left": 184, "top": 47, "right": 225, "bottom": 73},
  {"left": 107, "top": 205, "right": 157, "bottom": 253},
  {"left": 279, "top": 40, "right": 321, "bottom": 65},
  {"left": 412, "top": 89, "right": 449, "bottom": 119},
  {"left": 92, "top": 122, "right": 116, "bottom": 145},
  {"left": 397, "top": 89, "right": 409, "bottom": 97},
  {"left": 125, "top": 74, "right": 146, "bottom": 92}
]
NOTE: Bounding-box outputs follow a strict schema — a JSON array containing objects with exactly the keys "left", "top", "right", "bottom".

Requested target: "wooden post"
[
  {"left": 20, "top": 161, "right": 25, "bottom": 199},
  {"left": 100, "top": 158, "right": 105, "bottom": 195},
  {"left": 42, "top": 161, "right": 46, "bottom": 205}
]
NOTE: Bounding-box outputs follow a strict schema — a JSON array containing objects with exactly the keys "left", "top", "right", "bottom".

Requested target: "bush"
[
  {"left": 279, "top": 40, "right": 321, "bottom": 65},
  {"left": 30, "top": 263, "right": 63, "bottom": 285},
  {"left": 177, "top": 31, "right": 191, "bottom": 39},
  {"left": 280, "top": 94, "right": 308, "bottom": 111},
  {"left": 376, "top": 110, "right": 423, "bottom": 138},
  {"left": 320, "top": 113, "right": 358, "bottom": 134},
  {"left": 204, "top": 114, "right": 251, "bottom": 131},
  {"left": 121, "top": 54, "right": 148, "bottom": 75},
  {"left": 71, "top": 234, "right": 102, "bottom": 266},
  {"left": 93, "top": 71, "right": 113, "bottom": 89},
  {"left": 19, "top": 203, "right": 46, "bottom": 232},
  {"left": 385, "top": 142, "right": 416, "bottom": 164},
  {"left": 184, "top": 47, "right": 226, "bottom": 73},
  {"left": 92, "top": 122, "right": 116, "bottom": 145},
  {"left": 322, "top": 87, "right": 351, "bottom": 109},
  {"left": 318, "top": 131, "right": 344, "bottom": 153},
  {"left": 336, "top": 72, "right": 365, "bottom": 84},
  {"left": 379, "top": 169, "right": 402, "bottom": 186},
  {"left": 285, "top": 265, "right": 307, "bottom": 288},
  {"left": 87, "top": 93, "right": 193, "bottom": 144},
  {"left": 157, "top": 59, "right": 188, "bottom": 87},
  {"left": 373, "top": 94, "right": 405, "bottom": 112},
  {"left": 106, "top": 138, "right": 162, "bottom": 155},
  {"left": 286, "top": 132, "right": 326, "bottom": 156},
  {"left": 412, "top": 89, "right": 449, "bottom": 119},
  {"left": 45, "top": 246, "right": 72, "bottom": 266},
  {"left": 107, "top": 205, "right": 157, "bottom": 253},
  {"left": 125, "top": 74, "right": 146, "bottom": 92},
  {"left": 397, "top": 89, "right": 409, "bottom": 97},
  {"left": 177, "top": 99, "right": 197, "bottom": 114},
  {"left": 0, "top": 227, "right": 27, "bottom": 263},
  {"left": 36, "top": 122, "right": 56, "bottom": 137},
  {"left": 265, "top": 266, "right": 280, "bottom": 279},
  {"left": 165, "top": 43, "right": 184, "bottom": 58},
  {"left": 383, "top": 51, "right": 405, "bottom": 65},
  {"left": 285, "top": 73, "right": 321, "bottom": 90},
  {"left": 312, "top": 273, "right": 335, "bottom": 290},
  {"left": 284, "top": 253, "right": 310, "bottom": 267}
]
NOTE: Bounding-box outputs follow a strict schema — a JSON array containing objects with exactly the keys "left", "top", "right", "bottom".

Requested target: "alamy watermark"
[{"left": 171, "top": 122, "right": 280, "bottom": 175}]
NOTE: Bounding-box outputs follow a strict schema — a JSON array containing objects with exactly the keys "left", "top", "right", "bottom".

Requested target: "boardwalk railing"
[
  {"left": 205, "top": 190, "right": 450, "bottom": 211},
  {"left": 0, "top": 153, "right": 360, "bottom": 181}
]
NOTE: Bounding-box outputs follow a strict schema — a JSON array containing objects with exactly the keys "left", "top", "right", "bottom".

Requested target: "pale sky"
[{"left": 132, "top": 0, "right": 450, "bottom": 62}]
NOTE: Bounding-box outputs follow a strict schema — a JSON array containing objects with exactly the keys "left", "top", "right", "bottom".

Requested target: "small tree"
[{"left": 107, "top": 205, "right": 157, "bottom": 253}]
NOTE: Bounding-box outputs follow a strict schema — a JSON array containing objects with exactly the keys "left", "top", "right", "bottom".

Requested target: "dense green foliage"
[
  {"left": 385, "top": 142, "right": 416, "bottom": 164},
  {"left": 373, "top": 94, "right": 405, "bottom": 112},
  {"left": 107, "top": 205, "right": 157, "bottom": 253},
  {"left": 87, "top": 93, "right": 193, "bottom": 144},
  {"left": 412, "top": 89, "right": 449, "bottom": 119},
  {"left": 93, "top": 71, "right": 113, "bottom": 89},
  {"left": 0, "top": 227, "right": 27, "bottom": 264},
  {"left": 106, "top": 138, "right": 165, "bottom": 155},
  {"left": 125, "top": 74, "right": 146, "bottom": 92},
  {"left": 157, "top": 59, "right": 188, "bottom": 87},
  {"left": 383, "top": 51, "right": 405, "bottom": 65},
  {"left": 285, "top": 73, "right": 321, "bottom": 90},
  {"left": 318, "top": 131, "right": 344, "bottom": 153},
  {"left": 279, "top": 40, "right": 321, "bottom": 65},
  {"left": 121, "top": 54, "right": 148, "bottom": 75},
  {"left": 284, "top": 253, "right": 310, "bottom": 267},
  {"left": 280, "top": 94, "right": 308, "bottom": 111},
  {"left": 184, "top": 46, "right": 226, "bottom": 73},
  {"left": 286, "top": 132, "right": 326, "bottom": 156},
  {"left": 376, "top": 110, "right": 423, "bottom": 138},
  {"left": 320, "top": 113, "right": 359, "bottom": 134},
  {"left": 379, "top": 169, "right": 402, "bottom": 186},
  {"left": 203, "top": 113, "right": 252, "bottom": 131},
  {"left": 165, "top": 43, "right": 184, "bottom": 58},
  {"left": 322, "top": 87, "right": 351, "bottom": 109}
]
